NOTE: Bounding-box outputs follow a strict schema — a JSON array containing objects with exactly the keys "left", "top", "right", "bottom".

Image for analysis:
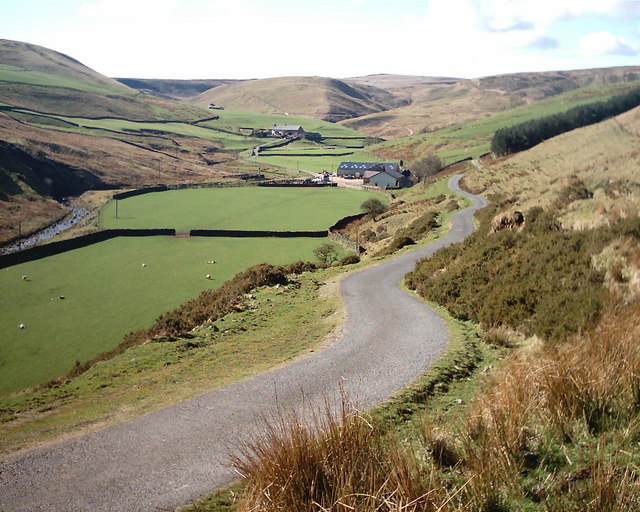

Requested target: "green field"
[
  {"left": 99, "top": 187, "right": 384, "bottom": 230},
  {"left": 0, "top": 236, "right": 345, "bottom": 395},
  {"left": 2, "top": 105, "right": 370, "bottom": 152}
]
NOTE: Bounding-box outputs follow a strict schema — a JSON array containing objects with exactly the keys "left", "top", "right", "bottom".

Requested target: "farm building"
[
  {"left": 336, "top": 162, "right": 411, "bottom": 189},
  {"left": 268, "top": 125, "right": 306, "bottom": 137}
]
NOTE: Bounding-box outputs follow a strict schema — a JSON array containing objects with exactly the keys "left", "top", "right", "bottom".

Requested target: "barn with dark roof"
[{"left": 336, "top": 162, "right": 410, "bottom": 188}]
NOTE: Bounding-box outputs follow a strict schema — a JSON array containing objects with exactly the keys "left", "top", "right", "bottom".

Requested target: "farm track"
[{"left": 0, "top": 175, "right": 487, "bottom": 512}]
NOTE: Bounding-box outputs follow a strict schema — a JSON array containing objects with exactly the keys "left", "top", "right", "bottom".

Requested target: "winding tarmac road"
[{"left": 0, "top": 175, "right": 486, "bottom": 511}]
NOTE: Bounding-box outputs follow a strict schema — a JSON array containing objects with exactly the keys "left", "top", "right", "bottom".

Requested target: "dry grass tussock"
[
  {"left": 233, "top": 299, "right": 640, "bottom": 511},
  {"left": 233, "top": 399, "right": 454, "bottom": 512},
  {"left": 460, "top": 299, "right": 640, "bottom": 509}
]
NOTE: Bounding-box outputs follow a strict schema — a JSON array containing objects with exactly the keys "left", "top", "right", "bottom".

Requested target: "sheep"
[
  {"left": 206, "top": 260, "right": 217, "bottom": 264},
  {"left": 205, "top": 274, "right": 212, "bottom": 280},
  {"left": 21, "top": 275, "right": 28, "bottom": 280},
  {"left": 18, "top": 323, "right": 25, "bottom": 329},
  {"left": 58, "top": 295, "right": 65, "bottom": 300},
  {"left": 141, "top": 263, "right": 147, "bottom": 267}
]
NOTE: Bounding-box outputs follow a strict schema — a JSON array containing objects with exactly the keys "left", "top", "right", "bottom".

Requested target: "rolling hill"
[
  {"left": 0, "top": 39, "right": 207, "bottom": 120},
  {"left": 188, "top": 76, "right": 407, "bottom": 122},
  {"left": 182, "top": 68, "right": 640, "bottom": 139}
]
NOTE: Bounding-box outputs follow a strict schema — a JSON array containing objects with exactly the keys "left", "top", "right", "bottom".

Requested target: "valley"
[{"left": 1, "top": 33, "right": 640, "bottom": 512}]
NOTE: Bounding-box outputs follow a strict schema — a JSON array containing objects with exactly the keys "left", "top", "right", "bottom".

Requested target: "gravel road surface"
[{"left": 0, "top": 175, "right": 486, "bottom": 511}]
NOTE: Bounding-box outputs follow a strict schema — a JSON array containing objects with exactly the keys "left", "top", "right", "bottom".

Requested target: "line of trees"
[{"left": 491, "top": 87, "right": 640, "bottom": 156}]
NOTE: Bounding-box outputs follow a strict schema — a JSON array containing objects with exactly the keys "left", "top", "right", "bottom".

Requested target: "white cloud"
[
  {"left": 580, "top": 31, "right": 639, "bottom": 56},
  {"left": 6, "top": 0, "right": 640, "bottom": 79},
  {"left": 472, "top": 0, "right": 637, "bottom": 33}
]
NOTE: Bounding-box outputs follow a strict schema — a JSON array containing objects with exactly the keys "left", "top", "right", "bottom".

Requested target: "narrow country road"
[{"left": 0, "top": 175, "right": 487, "bottom": 512}]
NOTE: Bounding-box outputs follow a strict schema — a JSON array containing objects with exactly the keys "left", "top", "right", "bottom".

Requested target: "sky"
[{"left": 1, "top": 0, "right": 639, "bottom": 80}]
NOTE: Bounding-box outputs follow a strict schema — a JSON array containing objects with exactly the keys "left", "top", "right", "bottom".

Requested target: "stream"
[{"left": 0, "top": 202, "right": 90, "bottom": 256}]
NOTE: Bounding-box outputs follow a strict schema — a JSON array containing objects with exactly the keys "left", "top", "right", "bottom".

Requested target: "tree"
[
  {"left": 314, "top": 243, "right": 339, "bottom": 266},
  {"left": 411, "top": 154, "right": 442, "bottom": 182},
  {"left": 361, "top": 198, "right": 386, "bottom": 220}
]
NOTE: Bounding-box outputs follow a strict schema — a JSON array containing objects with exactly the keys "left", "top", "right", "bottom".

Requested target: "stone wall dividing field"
[
  {"left": 327, "top": 212, "right": 366, "bottom": 253},
  {"left": 189, "top": 229, "right": 327, "bottom": 238}
]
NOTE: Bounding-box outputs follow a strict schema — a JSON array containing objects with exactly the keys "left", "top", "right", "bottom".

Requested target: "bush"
[
  {"left": 555, "top": 179, "right": 593, "bottom": 208},
  {"left": 339, "top": 253, "right": 360, "bottom": 266},
  {"left": 233, "top": 401, "right": 449, "bottom": 512},
  {"left": 361, "top": 197, "right": 386, "bottom": 219},
  {"left": 377, "top": 235, "right": 415, "bottom": 256},
  {"left": 411, "top": 154, "right": 443, "bottom": 181},
  {"left": 360, "top": 228, "right": 376, "bottom": 242},
  {"left": 405, "top": 211, "right": 439, "bottom": 239},
  {"left": 405, "top": 207, "right": 637, "bottom": 342}
]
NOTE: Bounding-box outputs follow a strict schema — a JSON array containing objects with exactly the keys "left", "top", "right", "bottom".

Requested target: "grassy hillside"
[
  {"left": 0, "top": 39, "right": 128, "bottom": 90},
  {"left": 368, "top": 80, "right": 640, "bottom": 165},
  {"left": 464, "top": 105, "right": 640, "bottom": 230},
  {"left": 0, "top": 39, "right": 207, "bottom": 120},
  {"left": 188, "top": 76, "right": 405, "bottom": 122},
  {"left": 0, "top": 236, "right": 343, "bottom": 395},
  {"left": 340, "top": 66, "right": 640, "bottom": 139},
  {"left": 0, "top": 110, "right": 236, "bottom": 243}
]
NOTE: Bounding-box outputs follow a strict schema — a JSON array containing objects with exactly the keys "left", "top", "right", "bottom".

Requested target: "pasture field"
[
  {"left": 99, "top": 187, "right": 385, "bottom": 231},
  {"left": 0, "top": 236, "right": 343, "bottom": 395}
]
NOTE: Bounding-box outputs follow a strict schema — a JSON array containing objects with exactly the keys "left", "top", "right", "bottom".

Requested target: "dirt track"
[{"left": 0, "top": 175, "right": 486, "bottom": 511}]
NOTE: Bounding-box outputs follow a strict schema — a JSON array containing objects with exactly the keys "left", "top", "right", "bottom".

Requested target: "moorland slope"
[{"left": 340, "top": 66, "right": 640, "bottom": 138}]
